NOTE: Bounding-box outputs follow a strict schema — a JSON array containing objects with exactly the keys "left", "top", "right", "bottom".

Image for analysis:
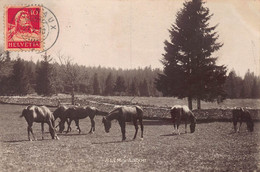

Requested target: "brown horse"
[
  {"left": 20, "top": 105, "right": 59, "bottom": 141},
  {"left": 170, "top": 105, "right": 196, "bottom": 135},
  {"left": 232, "top": 107, "right": 254, "bottom": 132},
  {"left": 102, "top": 105, "right": 144, "bottom": 141},
  {"left": 59, "top": 106, "right": 107, "bottom": 134}
]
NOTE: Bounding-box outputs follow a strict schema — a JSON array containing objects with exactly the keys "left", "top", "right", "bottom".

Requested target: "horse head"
[{"left": 102, "top": 117, "right": 111, "bottom": 133}]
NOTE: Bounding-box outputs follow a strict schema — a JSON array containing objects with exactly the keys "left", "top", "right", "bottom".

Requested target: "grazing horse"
[
  {"left": 53, "top": 105, "right": 72, "bottom": 132},
  {"left": 59, "top": 106, "right": 107, "bottom": 134},
  {"left": 232, "top": 107, "right": 254, "bottom": 132},
  {"left": 170, "top": 105, "right": 196, "bottom": 135},
  {"left": 102, "top": 105, "right": 144, "bottom": 141},
  {"left": 20, "top": 105, "right": 59, "bottom": 141}
]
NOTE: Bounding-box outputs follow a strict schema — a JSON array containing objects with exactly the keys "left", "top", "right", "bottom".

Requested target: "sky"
[{"left": 0, "top": 0, "right": 259, "bottom": 77}]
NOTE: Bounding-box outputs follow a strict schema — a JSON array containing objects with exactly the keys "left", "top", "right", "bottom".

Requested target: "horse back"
[
  {"left": 170, "top": 106, "right": 182, "bottom": 120},
  {"left": 53, "top": 105, "right": 67, "bottom": 119},
  {"left": 122, "top": 106, "right": 143, "bottom": 122},
  {"left": 232, "top": 109, "right": 243, "bottom": 122},
  {"left": 66, "top": 107, "right": 88, "bottom": 119},
  {"left": 84, "top": 106, "right": 97, "bottom": 118},
  {"left": 24, "top": 105, "right": 53, "bottom": 123},
  {"left": 171, "top": 105, "right": 194, "bottom": 122}
]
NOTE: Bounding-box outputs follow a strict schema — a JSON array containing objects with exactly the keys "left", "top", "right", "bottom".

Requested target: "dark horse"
[
  {"left": 59, "top": 106, "right": 107, "bottom": 134},
  {"left": 20, "top": 105, "right": 59, "bottom": 141},
  {"left": 102, "top": 105, "right": 144, "bottom": 141},
  {"left": 232, "top": 107, "right": 254, "bottom": 132},
  {"left": 170, "top": 105, "right": 196, "bottom": 135},
  {"left": 53, "top": 105, "right": 72, "bottom": 132}
]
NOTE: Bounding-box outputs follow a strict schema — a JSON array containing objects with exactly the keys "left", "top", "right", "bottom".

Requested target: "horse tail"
[
  {"left": 136, "top": 106, "right": 143, "bottom": 118},
  {"left": 20, "top": 109, "right": 27, "bottom": 118}
]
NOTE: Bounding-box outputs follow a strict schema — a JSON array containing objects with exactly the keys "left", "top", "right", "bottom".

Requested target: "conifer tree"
[
  {"left": 104, "top": 72, "right": 114, "bottom": 96},
  {"left": 93, "top": 73, "right": 101, "bottom": 95},
  {"left": 155, "top": 0, "right": 226, "bottom": 109},
  {"left": 11, "top": 58, "right": 30, "bottom": 95},
  {"left": 114, "top": 76, "right": 126, "bottom": 95},
  {"left": 35, "top": 52, "right": 54, "bottom": 96}
]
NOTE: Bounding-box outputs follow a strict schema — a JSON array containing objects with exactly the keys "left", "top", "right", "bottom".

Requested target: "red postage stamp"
[{"left": 5, "top": 6, "right": 43, "bottom": 51}]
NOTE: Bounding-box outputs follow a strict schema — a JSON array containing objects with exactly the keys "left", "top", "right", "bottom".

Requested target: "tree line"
[
  {"left": 0, "top": 51, "right": 161, "bottom": 97},
  {"left": 224, "top": 69, "right": 260, "bottom": 99},
  {"left": 0, "top": 51, "right": 259, "bottom": 99}
]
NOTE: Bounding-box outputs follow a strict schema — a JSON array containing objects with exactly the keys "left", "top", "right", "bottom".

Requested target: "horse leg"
[
  {"left": 75, "top": 119, "right": 81, "bottom": 134},
  {"left": 133, "top": 119, "right": 138, "bottom": 140},
  {"left": 27, "top": 126, "right": 31, "bottom": 141},
  {"left": 177, "top": 123, "right": 180, "bottom": 135},
  {"left": 89, "top": 117, "right": 95, "bottom": 134},
  {"left": 173, "top": 123, "right": 176, "bottom": 134},
  {"left": 233, "top": 120, "right": 237, "bottom": 132},
  {"left": 139, "top": 118, "right": 144, "bottom": 139},
  {"left": 120, "top": 122, "right": 126, "bottom": 141},
  {"left": 185, "top": 120, "right": 187, "bottom": 133},
  {"left": 29, "top": 124, "right": 36, "bottom": 141},
  {"left": 41, "top": 122, "right": 44, "bottom": 140},
  {"left": 47, "top": 120, "right": 59, "bottom": 140},
  {"left": 66, "top": 119, "right": 72, "bottom": 133},
  {"left": 238, "top": 121, "right": 242, "bottom": 132}
]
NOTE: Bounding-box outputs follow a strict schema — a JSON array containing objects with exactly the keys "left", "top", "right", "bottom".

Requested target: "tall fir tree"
[
  {"left": 11, "top": 58, "right": 30, "bottom": 95},
  {"left": 93, "top": 73, "right": 101, "bottom": 95},
  {"left": 114, "top": 76, "right": 126, "bottom": 95},
  {"left": 251, "top": 78, "right": 260, "bottom": 98},
  {"left": 155, "top": 0, "right": 226, "bottom": 109},
  {"left": 243, "top": 70, "right": 254, "bottom": 98},
  {"left": 139, "top": 79, "right": 150, "bottom": 97},
  {"left": 104, "top": 72, "right": 114, "bottom": 96},
  {"left": 224, "top": 70, "right": 237, "bottom": 98},
  {"left": 35, "top": 52, "right": 54, "bottom": 96},
  {"left": 129, "top": 78, "right": 138, "bottom": 96}
]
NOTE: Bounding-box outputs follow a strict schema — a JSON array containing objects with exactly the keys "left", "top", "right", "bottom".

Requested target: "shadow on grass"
[
  {"left": 3, "top": 139, "right": 29, "bottom": 143},
  {"left": 58, "top": 133, "right": 88, "bottom": 136},
  {"left": 92, "top": 139, "right": 135, "bottom": 145},
  {"left": 3, "top": 138, "right": 57, "bottom": 143},
  {"left": 160, "top": 132, "right": 187, "bottom": 137},
  {"left": 142, "top": 120, "right": 172, "bottom": 126}
]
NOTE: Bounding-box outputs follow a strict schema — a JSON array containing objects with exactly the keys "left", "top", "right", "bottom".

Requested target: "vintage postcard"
[{"left": 0, "top": 0, "right": 259, "bottom": 171}]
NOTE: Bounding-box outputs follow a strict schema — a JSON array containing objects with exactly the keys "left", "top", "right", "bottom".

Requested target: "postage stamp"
[{"left": 5, "top": 5, "right": 43, "bottom": 51}]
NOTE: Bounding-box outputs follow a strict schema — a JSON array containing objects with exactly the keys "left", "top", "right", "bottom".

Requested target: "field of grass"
[{"left": 0, "top": 104, "right": 259, "bottom": 171}]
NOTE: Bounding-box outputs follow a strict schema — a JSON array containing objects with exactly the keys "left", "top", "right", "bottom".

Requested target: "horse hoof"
[
  {"left": 56, "top": 137, "right": 60, "bottom": 140},
  {"left": 140, "top": 138, "right": 143, "bottom": 141}
]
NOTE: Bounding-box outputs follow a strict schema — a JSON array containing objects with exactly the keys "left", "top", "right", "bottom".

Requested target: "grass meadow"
[{"left": 0, "top": 103, "right": 259, "bottom": 171}]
